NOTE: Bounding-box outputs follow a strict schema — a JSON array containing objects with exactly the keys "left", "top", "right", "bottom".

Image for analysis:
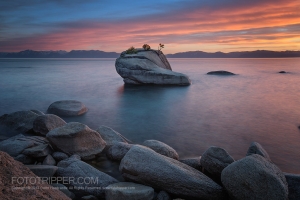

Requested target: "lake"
[{"left": 0, "top": 58, "right": 300, "bottom": 173}]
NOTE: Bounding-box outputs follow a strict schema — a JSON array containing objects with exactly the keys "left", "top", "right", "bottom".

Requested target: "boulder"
[
  {"left": 96, "top": 125, "right": 130, "bottom": 147},
  {"left": 284, "top": 173, "right": 300, "bottom": 200},
  {"left": 0, "top": 110, "right": 39, "bottom": 133},
  {"left": 221, "top": 154, "right": 288, "bottom": 200},
  {"left": 52, "top": 151, "right": 69, "bottom": 161},
  {"left": 246, "top": 141, "right": 271, "bottom": 161},
  {"left": 26, "top": 165, "right": 58, "bottom": 177},
  {"left": 200, "top": 146, "right": 234, "bottom": 177},
  {"left": 120, "top": 145, "right": 224, "bottom": 199},
  {"left": 115, "top": 49, "right": 191, "bottom": 85},
  {"left": 106, "top": 142, "right": 133, "bottom": 161},
  {"left": 14, "top": 154, "right": 34, "bottom": 164},
  {"left": 207, "top": 70, "right": 235, "bottom": 75},
  {"left": 105, "top": 182, "right": 154, "bottom": 200},
  {"left": 51, "top": 183, "right": 75, "bottom": 199},
  {"left": 0, "top": 151, "right": 70, "bottom": 200},
  {"left": 279, "top": 71, "right": 287, "bottom": 73},
  {"left": 180, "top": 157, "right": 202, "bottom": 171},
  {"left": 33, "top": 114, "right": 66, "bottom": 135},
  {"left": 57, "top": 156, "right": 118, "bottom": 198},
  {"left": 142, "top": 140, "right": 179, "bottom": 160},
  {"left": 46, "top": 122, "right": 106, "bottom": 160},
  {"left": 30, "top": 109, "right": 45, "bottom": 116},
  {"left": 156, "top": 191, "right": 172, "bottom": 200},
  {"left": 48, "top": 100, "right": 87, "bottom": 116},
  {"left": 43, "top": 154, "right": 56, "bottom": 166},
  {"left": 22, "top": 143, "right": 52, "bottom": 158}
]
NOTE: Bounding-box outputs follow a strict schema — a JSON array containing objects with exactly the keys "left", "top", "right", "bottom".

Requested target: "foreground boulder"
[
  {"left": 246, "top": 141, "right": 271, "bottom": 161},
  {"left": 106, "top": 142, "right": 133, "bottom": 161},
  {"left": 115, "top": 49, "right": 191, "bottom": 85},
  {"left": 200, "top": 146, "right": 234, "bottom": 177},
  {"left": 57, "top": 155, "right": 118, "bottom": 198},
  {"left": 142, "top": 140, "right": 179, "bottom": 160},
  {"left": 96, "top": 125, "right": 130, "bottom": 147},
  {"left": 0, "top": 151, "right": 70, "bottom": 200},
  {"left": 105, "top": 182, "right": 154, "bottom": 200},
  {"left": 46, "top": 122, "right": 106, "bottom": 160},
  {"left": 0, "top": 110, "right": 39, "bottom": 133},
  {"left": 284, "top": 173, "right": 300, "bottom": 200},
  {"left": 48, "top": 100, "right": 87, "bottom": 116},
  {"left": 207, "top": 70, "right": 235, "bottom": 75},
  {"left": 221, "top": 154, "right": 288, "bottom": 200},
  {"left": 120, "top": 145, "right": 224, "bottom": 199},
  {"left": 33, "top": 114, "right": 66, "bottom": 135}
]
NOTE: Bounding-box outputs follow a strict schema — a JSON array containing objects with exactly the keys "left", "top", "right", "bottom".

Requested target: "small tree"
[
  {"left": 142, "top": 44, "right": 151, "bottom": 50},
  {"left": 158, "top": 43, "right": 164, "bottom": 51},
  {"left": 125, "top": 46, "right": 137, "bottom": 54}
]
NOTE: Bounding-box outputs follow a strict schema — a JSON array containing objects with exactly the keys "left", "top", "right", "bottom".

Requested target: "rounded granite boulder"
[{"left": 47, "top": 100, "right": 87, "bottom": 116}]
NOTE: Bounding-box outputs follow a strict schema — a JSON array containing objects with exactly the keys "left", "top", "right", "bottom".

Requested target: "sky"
[{"left": 0, "top": 0, "right": 300, "bottom": 54}]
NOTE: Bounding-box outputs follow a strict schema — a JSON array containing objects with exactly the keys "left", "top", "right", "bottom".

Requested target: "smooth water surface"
[{"left": 0, "top": 58, "right": 300, "bottom": 173}]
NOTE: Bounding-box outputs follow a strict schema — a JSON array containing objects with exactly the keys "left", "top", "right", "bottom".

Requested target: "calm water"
[{"left": 0, "top": 58, "right": 300, "bottom": 173}]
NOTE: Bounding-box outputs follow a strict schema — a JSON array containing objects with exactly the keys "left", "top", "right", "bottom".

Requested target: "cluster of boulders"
[{"left": 0, "top": 101, "right": 300, "bottom": 200}]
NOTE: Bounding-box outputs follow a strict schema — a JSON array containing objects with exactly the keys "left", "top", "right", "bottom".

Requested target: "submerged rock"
[
  {"left": 46, "top": 122, "right": 106, "bottom": 160},
  {"left": 119, "top": 145, "right": 224, "bottom": 199},
  {"left": 246, "top": 141, "right": 271, "bottom": 161},
  {"left": 221, "top": 154, "right": 288, "bottom": 200},
  {"left": 207, "top": 70, "right": 235, "bottom": 75},
  {"left": 115, "top": 49, "right": 191, "bottom": 85},
  {"left": 33, "top": 114, "right": 66, "bottom": 135},
  {"left": 142, "top": 140, "right": 179, "bottom": 160},
  {"left": 279, "top": 71, "right": 287, "bottom": 73},
  {"left": 48, "top": 100, "right": 87, "bottom": 116}
]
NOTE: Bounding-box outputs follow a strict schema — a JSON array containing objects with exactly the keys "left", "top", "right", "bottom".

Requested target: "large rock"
[
  {"left": 46, "top": 122, "right": 106, "bottom": 160},
  {"left": 48, "top": 100, "right": 87, "bottom": 116},
  {"left": 96, "top": 125, "right": 130, "bottom": 147},
  {"left": 115, "top": 49, "right": 191, "bottom": 85},
  {"left": 33, "top": 114, "right": 66, "bottom": 135},
  {"left": 142, "top": 140, "right": 179, "bottom": 160},
  {"left": 0, "top": 110, "right": 39, "bottom": 133},
  {"left": 105, "top": 182, "right": 154, "bottom": 200},
  {"left": 43, "top": 154, "right": 56, "bottom": 165},
  {"left": 246, "top": 142, "right": 271, "bottom": 161},
  {"left": 284, "top": 173, "right": 300, "bottom": 200},
  {"left": 200, "top": 146, "right": 234, "bottom": 177},
  {"left": 52, "top": 151, "right": 69, "bottom": 161},
  {"left": 119, "top": 145, "right": 224, "bottom": 199},
  {"left": 106, "top": 142, "right": 133, "bottom": 161},
  {"left": 26, "top": 165, "right": 58, "bottom": 177},
  {"left": 22, "top": 143, "right": 52, "bottom": 158},
  {"left": 57, "top": 155, "right": 118, "bottom": 198},
  {"left": 221, "top": 154, "right": 288, "bottom": 200},
  {"left": 0, "top": 151, "right": 70, "bottom": 200},
  {"left": 180, "top": 157, "right": 202, "bottom": 171}
]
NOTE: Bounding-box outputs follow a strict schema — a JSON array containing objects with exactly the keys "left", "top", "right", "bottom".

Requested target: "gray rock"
[
  {"left": 30, "top": 109, "right": 45, "bottom": 116},
  {"left": 0, "top": 110, "right": 39, "bottom": 133},
  {"left": 52, "top": 151, "right": 69, "bottom": 161},
  {"left": 156, "top": 191, "right": 171, "bottom": 200},
  {"left": 46, "top": 122, "right": 106, "bottom": 160},
  {"left": 81, "top": 195, "right": 98, "bottom": 200},
  {"left": 221, "top": 154, "right": 288, "bottom": 200},
  {"left": 57, "top": 156, "right": 118, "bottom": 198},
  {"left": 246, "top": 141, "right": 271, "bottom": 161},
  {"left": 115, "top": 49, "right": 191, "bottom": 85},
  {"left": 142, "top": 140, "right": 179, "bottom": 160},
  {"left": 0, "top": 134, "right": 49, "bottom": 159},
  {"left": 33, "top": 114, "right": 66, "bottom": 135},
  {"left": 284, "top": 173, "right": 300, "bottom": 200},
  {"left": 51, "top": 183, "right": 75, "bottom": 199},
  {"left": 22, "top": 143, "right": 52, "bottom": 158},
  {"left": 14, "top": 154, "right": 34, "bottom": 164},
  {"left": 119, "top": 145, "right": 224, "bottom": 199},
  {"left": 200, "top": 146, "right": 234, "bottom": 177},
  {"left": 26, "top": 165, "right": 58, "bottom": 177},
  {"left": 180, "top": 157, "right": 202, "bottom": 171},
  {"left": 279, "top": 71, "right": 287, "bottom": 74},
  {"left": 96, "top": 126, "right": 130, "bottom": 148},
  {"left": 105, "top": 182, "right": 154, "bottom": 200},
  {"left": 48, "top": 100, "right": 87, "bottom": 116},
  {"left": 106, "top": 142, "right": 133, "bottom": 161},
  {"left": 43, "top": 154, "right": 56, "bottom": 166},
  {"left": 207, "top": 70, "right": 235, "bottom": 75}
]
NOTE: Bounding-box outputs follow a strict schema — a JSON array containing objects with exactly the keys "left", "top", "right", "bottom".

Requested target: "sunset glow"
[{"left": 0, "top": 0, "right": 299, "bottom": 53}]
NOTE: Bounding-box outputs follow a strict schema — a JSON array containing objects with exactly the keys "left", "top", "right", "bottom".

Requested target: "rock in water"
[
  {"left": 96, "top": 125, "right": 130, "bottom": 147},
  {"left": 115, "top": 49, "right": 191, "bottom": 85},
  {"left": 57, "top": 155, "right": 118, "bottom": 198},
  {"left": 221, "top": 154, "right": 288, "bottom": 200},
  {"left": 142, "top": 140, "right": 179, "bottom": 160},
  {"left": 33, "top": 114, "right": 66, "bottom": 135},
  {"left": 46, "top": 122, "right": 106, "bottom": 160},
  {"left": 48, "top": 100, "right": 87, "bottom": 116},
  {"left": 105, "top": 182, "right": 154, "bottom": 200},
  {"left": 119, "top": 145, "right": 224, "bottom": 200},
  {"left": 207, "top": 70, "right": 235, "bottom": 75},
  {"left": 246, "top": 141, "right": 271, "bottom": 161}
]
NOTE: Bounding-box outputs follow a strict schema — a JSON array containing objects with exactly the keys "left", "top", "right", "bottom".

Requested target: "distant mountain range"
[{"left": 0, "top": 49, "right": 299, "bottom": 58}]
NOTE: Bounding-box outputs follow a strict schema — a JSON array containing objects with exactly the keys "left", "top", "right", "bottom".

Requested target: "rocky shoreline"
[{"left": 0, "top": 101, "right": 299, "bottom": 200}]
